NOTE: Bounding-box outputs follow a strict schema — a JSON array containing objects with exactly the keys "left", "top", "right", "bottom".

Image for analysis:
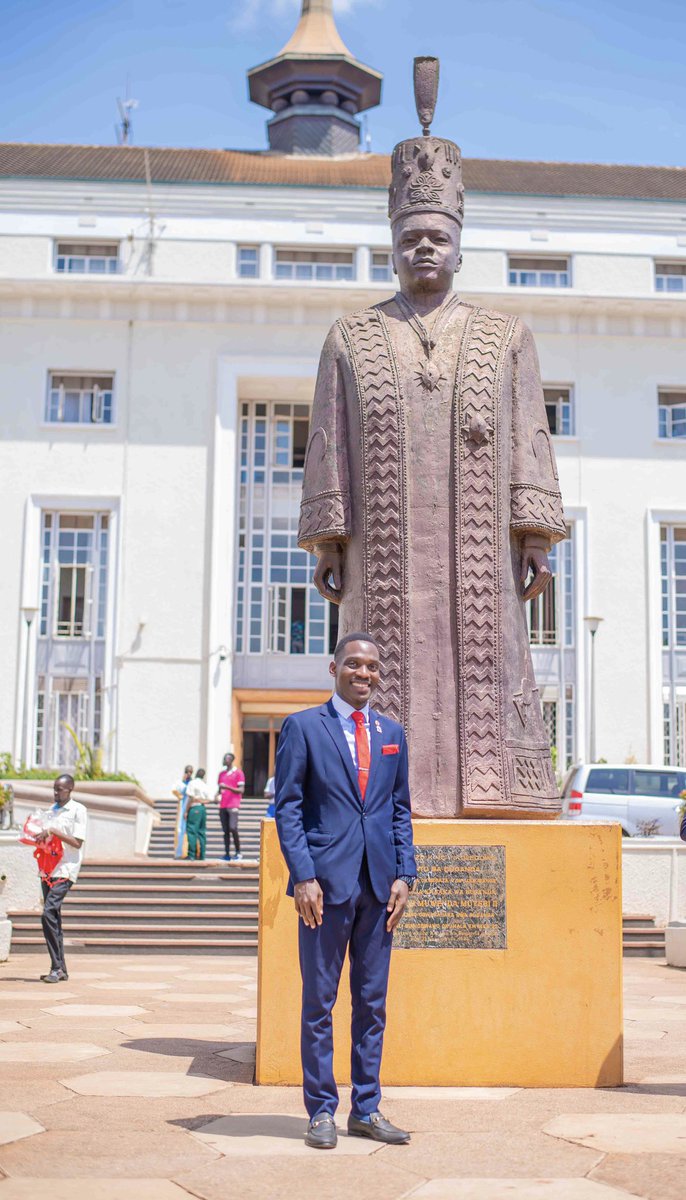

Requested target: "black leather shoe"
[
  {"left": 40, "top": 969, "right": 68, "bottom": 984},
  {"left": 305, "top": 1114, "right": 337, "bottom": 1149},
  {"left": 347, "top": 1111, "right": 410, "bottom": 1144}
]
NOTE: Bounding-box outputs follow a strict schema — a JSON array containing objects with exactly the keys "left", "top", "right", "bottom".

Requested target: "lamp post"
[
  {"left": 584, "top": 616, "right": 604, "bottom": 763},
  {"left": 21, "top": 604, "right": 39, "bottom": 767}
]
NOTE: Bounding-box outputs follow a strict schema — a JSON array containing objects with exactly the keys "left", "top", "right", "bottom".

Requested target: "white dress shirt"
[
  {"left": 331, "top": 691, "right": 370, "bottom": 771},
  {"left": 47, "top": 798, "right": 88, "bottom": 883}
]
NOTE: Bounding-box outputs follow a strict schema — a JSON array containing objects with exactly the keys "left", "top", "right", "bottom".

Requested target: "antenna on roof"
[{"left": 115, "top": 78, "right": 138, "bottom": 145}]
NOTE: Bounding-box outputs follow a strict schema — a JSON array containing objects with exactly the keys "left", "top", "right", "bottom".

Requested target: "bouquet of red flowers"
[{"left": 20, "top": 811, "right": 64, "bottom": 886}]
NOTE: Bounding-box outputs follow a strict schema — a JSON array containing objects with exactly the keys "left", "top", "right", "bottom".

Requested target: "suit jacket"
[{"left": 274, "top": 699, "right": 417, "bottom": 905}]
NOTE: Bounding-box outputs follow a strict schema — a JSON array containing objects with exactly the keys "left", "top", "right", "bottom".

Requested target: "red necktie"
[{"left": 351, "top": 710, "right": 370, "bottom": 802}]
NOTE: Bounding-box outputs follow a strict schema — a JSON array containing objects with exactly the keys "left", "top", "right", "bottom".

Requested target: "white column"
[
  {"left": 260, "top": 243, "right": 274, "bottom": 282},
  {"left": 356, "top": 245, "right": 369, "bottom": 285},
  {"left": 204, "top": 359, "right": 240, "bottom": 776}
]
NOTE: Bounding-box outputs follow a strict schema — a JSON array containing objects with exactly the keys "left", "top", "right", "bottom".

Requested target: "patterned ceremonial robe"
[{"left": 298, "top": 295, "right": 567, "bottom": 819}]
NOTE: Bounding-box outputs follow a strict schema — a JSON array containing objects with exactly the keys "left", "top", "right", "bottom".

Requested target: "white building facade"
[{"left": 1, "top": 0, "right": 685, "bottom": 794}]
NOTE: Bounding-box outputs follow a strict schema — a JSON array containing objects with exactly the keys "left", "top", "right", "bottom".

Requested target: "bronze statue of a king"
[{"left": 298, "top": 57, "right": 567, "bottom": 820}]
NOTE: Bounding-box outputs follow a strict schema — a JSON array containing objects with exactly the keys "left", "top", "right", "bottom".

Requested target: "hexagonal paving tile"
[
  {"left": 0, "top": 1183, "right": 191, "bottom": 1199},
  {"left": 115, "top": 1022, "right": 248, "bottom": 1041},
  {"left": 189, "top": 1113, "right": 381, "bottom": 1157},
  {"left": 42, "top": 1004, "right": 148, "bottom": 1018},
  {"left": 543, "top": 1114, "right": 686, "bottom": 1155},
  {"left": 158, "top": 993, "right": 243, "bottom": 1004},
  {"left": 0, "top": 1113, "right": 45, "bottom": 1147},
  {"left": 60, "top": 1070, "right": 232, "bottom": 1098},
  {"left": 0, "top": 1042, "right": 109, "bottom": 1063},
  {"left": 402, "top": 1182, "right": 637, "bottom": 1199},
  {"left": 216, "top": 1044, "right": 256, "bottom": 1064},
  {"left": 382, "top": 1087, "right": 520, "bottom": 1101}
]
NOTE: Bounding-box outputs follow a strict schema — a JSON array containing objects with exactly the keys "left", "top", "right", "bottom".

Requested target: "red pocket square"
[{"left": 382, "top": 744, "right": 399, "bottom": 755}]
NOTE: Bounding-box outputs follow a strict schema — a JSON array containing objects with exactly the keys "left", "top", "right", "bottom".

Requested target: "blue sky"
[{"left": 2, "top": 0, "right": 685, "bottom": 165}]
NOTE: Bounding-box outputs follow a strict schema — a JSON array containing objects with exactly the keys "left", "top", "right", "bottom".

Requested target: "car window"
[
  {"left": 586, "top": 768, "right": 629, "bottom": 794},
  {"left": 632, "top": 770, "right": 685, "bottom": 799}
]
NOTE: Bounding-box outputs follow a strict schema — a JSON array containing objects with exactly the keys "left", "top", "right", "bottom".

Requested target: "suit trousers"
[
  {"left": 41, "top": 878, "right": 73, "bottom": 972},
  {"left": 298, "top": 856, "right": 393, "bottom": 1120}
]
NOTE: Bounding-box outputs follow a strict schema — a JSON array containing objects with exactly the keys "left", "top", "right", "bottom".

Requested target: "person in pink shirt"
[{"left": 216, "top": 752, "right": 245, "bottom": 861}]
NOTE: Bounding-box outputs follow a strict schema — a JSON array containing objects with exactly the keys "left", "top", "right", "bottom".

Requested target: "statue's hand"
[
  {"left": 313, "top": 543, "right": 343, "bottom": 605},
  {"left": 520, "top": 535, "right": 552, "bottom": 602}
]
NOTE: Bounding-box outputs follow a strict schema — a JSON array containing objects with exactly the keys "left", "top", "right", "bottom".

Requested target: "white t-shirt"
[
  {"left": 186, "top": 778, "right": 212, "bottom": 805},
  {"left": 47, "top": 798, "right": 87, "bottom": 883}
]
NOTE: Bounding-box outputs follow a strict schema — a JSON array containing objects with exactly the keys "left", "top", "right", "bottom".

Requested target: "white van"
[{"left": 560, "top": 763, "right": 686, "bottom": 836}]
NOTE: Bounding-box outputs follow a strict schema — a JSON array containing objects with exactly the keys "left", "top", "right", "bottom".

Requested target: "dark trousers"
[
  {"left": 186, "top": 804, "right": 206, "bottom": 859},
  {"left": 220, "top": 807, "right": 240, "bottom": 856},
  {"left": 41, "top": 878, "right": 73, "bottom": 972},
  {"left": 298, "top": 857, "right": 393, "bottom": 1120}
]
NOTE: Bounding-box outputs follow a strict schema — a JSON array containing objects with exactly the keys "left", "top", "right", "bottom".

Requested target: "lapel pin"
[{"left": 375, "top": 720, "right": 382, "bottom": 733}]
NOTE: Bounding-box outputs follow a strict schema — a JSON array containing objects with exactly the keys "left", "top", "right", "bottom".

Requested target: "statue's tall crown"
[{"left": 389, "top": 57, "right": 464, "bottom": 227}]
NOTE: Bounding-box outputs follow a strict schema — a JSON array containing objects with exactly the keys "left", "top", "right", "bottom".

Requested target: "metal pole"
[{"left": 589, "top": 628, "right": 597, "bottom": 763}]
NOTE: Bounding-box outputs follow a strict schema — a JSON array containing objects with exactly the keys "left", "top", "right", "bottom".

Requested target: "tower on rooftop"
[{"left": 248, "top": 0, "right": 383, "bottom": 156}]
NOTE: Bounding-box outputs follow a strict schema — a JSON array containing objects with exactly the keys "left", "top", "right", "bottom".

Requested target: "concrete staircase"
[
  {"left": 148, "top": 795, "right": 266, "bottom": 861},
  {"left": 9, "top": 860, "right": 260, "bottom": 955},
  {"left": 9, "top": 797, "right": 270, "bottom": 955},
  {"left": 623, "top": 913, "right": 666, "bottom": 958}
]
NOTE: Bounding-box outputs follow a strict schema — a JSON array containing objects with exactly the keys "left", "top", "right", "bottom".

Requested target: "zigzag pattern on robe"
[
  {"left": 339, "top": 309, "right": 409, "bottom": 726},
  {"left": 455, "top": 309, "right": 515, "bottom": 808}
]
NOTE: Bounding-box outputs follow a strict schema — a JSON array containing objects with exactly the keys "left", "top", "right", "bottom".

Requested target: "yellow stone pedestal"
[{"left": 256, "top": 820, "right": 623, "bottom": 1088}]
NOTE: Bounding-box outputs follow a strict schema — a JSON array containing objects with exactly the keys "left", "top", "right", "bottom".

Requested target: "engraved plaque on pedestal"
[{"left": 394, "top": 845, "right": 506, "bottom": 950}]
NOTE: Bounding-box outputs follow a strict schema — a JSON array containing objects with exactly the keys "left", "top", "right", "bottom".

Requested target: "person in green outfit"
[{"left": 185, "top": 769, "right": 211, "bottom": 860}]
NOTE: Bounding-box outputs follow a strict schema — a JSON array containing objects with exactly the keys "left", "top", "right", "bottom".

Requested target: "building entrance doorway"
[{"left": 242, "top": 718, "right": 282, "bottom": 797}]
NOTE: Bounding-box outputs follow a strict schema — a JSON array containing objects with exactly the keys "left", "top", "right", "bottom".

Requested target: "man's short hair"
[
  {"left": 56, "top": 773, "right": 74, "bottom": 786},
  {"left": 184, "top": 764, "right": 193, "bottom": 774},
  {"left": 196, "top": 768, "right": 206, "bottom": 779},
  {"left": 333, "top": 632, "right": 380, "bottom": 662}
]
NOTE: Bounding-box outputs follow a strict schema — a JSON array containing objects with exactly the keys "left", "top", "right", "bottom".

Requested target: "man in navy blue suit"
[{"left": 275, "top": 632, "right": 417, "bottom": 1149}]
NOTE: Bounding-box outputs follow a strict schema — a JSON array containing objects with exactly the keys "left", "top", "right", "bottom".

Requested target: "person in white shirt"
[
  {"left": 184, "top": 768, "right": 212, "bottom": 860},
  {"left": 35, "top": 774, "right": 87, "bottom": 983}
]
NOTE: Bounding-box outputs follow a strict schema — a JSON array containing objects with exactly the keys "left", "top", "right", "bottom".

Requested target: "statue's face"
[{"left": 391, "top": 211, "right": 462, "bottom": 295}]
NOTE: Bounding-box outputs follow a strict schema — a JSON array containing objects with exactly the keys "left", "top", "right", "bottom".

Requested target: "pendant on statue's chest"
[{"left": 416, "top": 359, "right": 444, "bottom": 392}]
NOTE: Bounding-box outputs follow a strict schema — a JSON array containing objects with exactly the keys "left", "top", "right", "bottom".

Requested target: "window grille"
[
  {"left": 46, "top": 373, "right": 114, "bottom": 425},
  {"left": 55, "top": 242, "right": 119, "bottom": 274},
  {"left": 274, "top": 249, "right": 355, "bottom": 282},
  {"left": 237, "top": 246, "right": 259, "bottom": 278},
  {"left": 528, "top": 529, "right": 574, "bottom": 648},
  {"left": 655, "top": 262, "right": 686, "bottom": 293},
  {"left": 543, "top": 387, "right": 574, "bottom": 436},
  {"left": 508, "top": 256, "right": 570, "bottom": 287},
  {"left": 371, "top": 251, "right": 393, "bottom": 283},
  {"left": 661, "top": 526, "right": 686, "bottom": 649},
  {"left": 658, "top": 390, "right": 686, "bottom": 439},
  {"left": 235, "top": 400, "right": 338, "bottom": 655}
]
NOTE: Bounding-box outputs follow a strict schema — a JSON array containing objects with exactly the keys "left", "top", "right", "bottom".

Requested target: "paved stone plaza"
[{"left": 0, "top": 955, "right": 685, "bottom": 1198}]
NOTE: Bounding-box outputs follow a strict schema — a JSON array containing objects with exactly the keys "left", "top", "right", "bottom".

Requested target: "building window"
[
  {"left": 235, "top": 400, "right": 337, "bottom": 655},
  {"left": 237, "top": 246, "right": 259, "bottom": 279},
  {"left": 274, "top": 249, "right": 355, "bottom": 282},
  {"left": 508, "top": 256, "right": 570, "bottom": 287},
  {"left": 544, "top": 387, "right": 574, "bottom": 436},
  {"left": 371, "top": 251, "right": 393, "bottom": 283},
  {"left": 54, "top": 242, "right": 119, "bottom": 274},
  {"left": 528, "top": 528, "right": 574, "bottom": 648},
  {"left": 39, "top": 512, "right": 109, "bottom": 640},
  {"left": 661, "top": 526, "right": 686, "bottom": 649},
  {"left": 658, "top": 389, "right": 686, "bottom": 439},
  {"left": 655, "top": 262, "right": 686, "bottom": 293},
  {"left": 46, "top": 373, "right": 114, "bottom": 426}
]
